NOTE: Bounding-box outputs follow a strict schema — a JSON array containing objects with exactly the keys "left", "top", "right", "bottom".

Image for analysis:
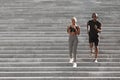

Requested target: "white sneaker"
[
  {"left": 94, "top": 59, "right": 98, "bottom": 63},
  {"left": 69, "top": 58, "right": 73, "bottom": 63},
  {"left": 73, "top": 62, "right": 77, "bottom": 68}
]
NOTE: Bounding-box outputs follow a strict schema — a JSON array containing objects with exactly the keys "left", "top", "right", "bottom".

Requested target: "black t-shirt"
[{"left": 87, "top": 20, "right": 101, "bottom": 37}]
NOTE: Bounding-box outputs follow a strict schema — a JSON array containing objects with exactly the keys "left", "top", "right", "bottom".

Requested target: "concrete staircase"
[{"left": 0, "top": 0, "right": 120, "bottom": 80}]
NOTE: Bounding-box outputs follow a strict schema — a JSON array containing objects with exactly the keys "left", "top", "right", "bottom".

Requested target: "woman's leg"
[
  {"left": 73, "top": 36, "right": 78, "bottom": 62},
  {"left": 69, "top": 36, "right": 73, "bottom": 58},
  {"left": 95, "top": 46, "right": 98, "bottom": 59},
  {"left": 72, "top": 36, "right": 78, "bottom": 67}
]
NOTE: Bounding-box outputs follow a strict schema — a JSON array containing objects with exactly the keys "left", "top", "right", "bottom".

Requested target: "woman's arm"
[
  {"left": 67, "top": 26, "right": 71, "bottom": 34},
  {"left": 74, "top": 26, "right": 80, "bottom": 35}
]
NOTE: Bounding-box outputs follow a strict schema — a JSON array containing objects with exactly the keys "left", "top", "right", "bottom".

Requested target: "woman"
[{"left": 67, "top": 17, "right": 80, "bottom": 67}]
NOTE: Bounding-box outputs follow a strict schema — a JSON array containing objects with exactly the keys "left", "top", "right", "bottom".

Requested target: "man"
[{"left": 87, "top": 13, "right": 102, "bottom": 62}]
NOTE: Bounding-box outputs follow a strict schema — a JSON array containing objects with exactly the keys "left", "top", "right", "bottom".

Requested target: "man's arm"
[
  {"left": 87, "top": 22, "right": 90, "bottom": 34},
  {"left": 96, "top": 23, "right": 102, "bottom": 32}
]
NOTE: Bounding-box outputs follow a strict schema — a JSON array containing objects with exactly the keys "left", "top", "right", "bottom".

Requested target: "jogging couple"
[{"left": 67, "top": 13, "right": 102, "bottom": 67}]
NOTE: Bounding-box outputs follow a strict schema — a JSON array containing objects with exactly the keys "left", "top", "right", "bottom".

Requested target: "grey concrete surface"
[{"left": 0, "top": 0, "right": 120, "bottom": 80}]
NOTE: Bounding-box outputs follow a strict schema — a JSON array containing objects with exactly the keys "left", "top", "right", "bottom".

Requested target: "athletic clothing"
[
  {"left": 69, "top": 26, "right": 79, "bottom": 32},
  {"left": 69, "top": 35, "right": 78, "bottom": 62},
  {"left": 67, "top": 25, "right": 80, "bottom": 62},
  {"left": 87, "top": 20, "right": 101, "bottom": 46}
]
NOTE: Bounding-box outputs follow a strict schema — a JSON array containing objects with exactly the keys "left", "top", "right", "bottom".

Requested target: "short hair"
[
  {"left": 71, "top": 17, "right": 77, "bottom": 22},
  {"left": 92, "top": 13, "right": 98, "bottom": 18}
]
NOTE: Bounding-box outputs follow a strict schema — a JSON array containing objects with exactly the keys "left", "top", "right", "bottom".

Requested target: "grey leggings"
[{"left": 69, "top": 35, "right": 78, "bottom": 62}]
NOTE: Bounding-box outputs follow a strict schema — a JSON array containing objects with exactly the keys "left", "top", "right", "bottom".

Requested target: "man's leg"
[
  {"left": 94, "top": 46, "right": 98, "bottom": 62},
  {"left": 94, "top": 39, "right": 99, "bottom": 62},
  {"left": 89, "top": 35, "right": 94, "bottom": 54},
  {"left": 90, "top": 43, "right": 94, "bottom": 53}
]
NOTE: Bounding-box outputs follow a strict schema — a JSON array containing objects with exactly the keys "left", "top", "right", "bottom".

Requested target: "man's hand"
[{"left": 95, "top": 25, "right": 102, "bottom": 33}]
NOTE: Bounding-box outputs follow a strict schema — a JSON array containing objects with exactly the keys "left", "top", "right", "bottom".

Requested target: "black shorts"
[{"left": 89, "top": 34, "right": 99, "bottom": 46}]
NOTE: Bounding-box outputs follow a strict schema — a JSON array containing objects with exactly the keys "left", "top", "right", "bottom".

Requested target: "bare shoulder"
[{"left": 67, "top": 25, "right": 71, "bottom": 28}]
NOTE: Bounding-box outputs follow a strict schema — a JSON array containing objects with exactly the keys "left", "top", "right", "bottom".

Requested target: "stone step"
[
  {"left": 0, "top": 71, "right": 120, "bottom": 77},
  {"left": 0, "top": 23, "right": 119, "bottom": 26},
  {"left": 0, "top": 37, "right": 118, "bottom": 41},
  {"left": 0, "top": 43, "right": 118, "bottom": 46},
  {"left": 0, "top": 34, "right": 119, "bottom": 37},
  {"left": 0, "top": 33, "right": 119, "bottom": 37},
  {"left": 0, "top": 47, "right": 119, "bottom": 50},
  {"left": 0, "top": 54, "right": 119, "bottom": 58},
  {"left": 0, "top": 42, "right": 118, "bottom": 45},
  {"left": 0, "top": 31, "right": 112, "bottom": 34},
  {"left": 0, "top": 50, "right": 119, "bottom": 54},
  {"left": 0, "top": 37, "right": 119, "bottom": 42},
  {"left": 0, "top": 31, "right": 119, "bottom": 34},
  {"left": 0, "top": 25, "right": 119, "bottom": 29},
  {"left": 0, "top": 25, "right": 120, "bottom": 29},
  {"left": 0, "top": 58, "right": 119, "bottom": 62},
  {"left": 0, "top": 29, "right": 119, "bottom": 32},
  {"left": 0, "top": 62, "right": 120, "bottom": 67},
  {"left": 0, "top": 28, "right": 119, "bottom": 34},
  {"left": 0, "top": 0, "right": 120, "bottom": 79},
  {"left": 0, "top": 67, "right": 120, "bottom": 72},
  {"left": 0, "top": 36, "right": 119, "bottom": 38},
  {"left": 0, "top": 45, "right": 119, "bottom": 50},
  {"left": 0, "top": 77, "right": 119, "bottom": 80}
]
